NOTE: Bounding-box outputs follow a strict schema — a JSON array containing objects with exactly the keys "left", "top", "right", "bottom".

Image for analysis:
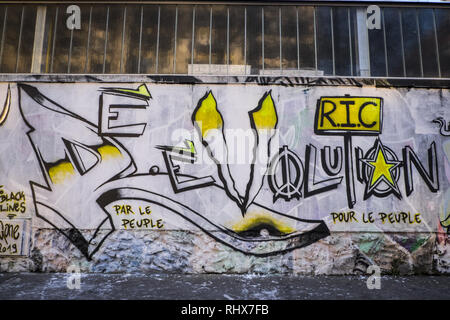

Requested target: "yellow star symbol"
[
  {"left": 368, "top": 148, "right": 395, "bottom": 186},
  {"left": 360, "top": 139, "right": 402, "bottom": 200}
]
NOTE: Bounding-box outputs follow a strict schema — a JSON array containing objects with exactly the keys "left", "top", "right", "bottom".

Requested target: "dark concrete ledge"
[{"left": 0, "top": 74, "right": 449, "bottom": 88}]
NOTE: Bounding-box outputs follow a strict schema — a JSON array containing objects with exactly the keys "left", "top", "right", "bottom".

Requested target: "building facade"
[{"left": 0, "top": 0, "right": 449, "bottom": 275}]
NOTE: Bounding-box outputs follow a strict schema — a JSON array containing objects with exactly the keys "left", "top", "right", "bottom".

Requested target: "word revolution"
[{"left": 268, "top": 95, "right": 439, "bottom": 209}]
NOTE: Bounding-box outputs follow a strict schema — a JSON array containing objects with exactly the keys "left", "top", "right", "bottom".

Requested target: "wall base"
[{"left": 1, "top": 229, "right": 448, "bottom": 275}]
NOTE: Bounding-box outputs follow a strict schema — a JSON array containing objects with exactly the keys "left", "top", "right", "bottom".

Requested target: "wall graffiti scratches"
[
  {"left": 0, "top": 219, "right": 28, "bottom": 256},
  {"left": 433, "top": 117, "right": 450, "bottom": 137},
  {"left": 243, "top": 76, "right": 392, "bottom": 87}
]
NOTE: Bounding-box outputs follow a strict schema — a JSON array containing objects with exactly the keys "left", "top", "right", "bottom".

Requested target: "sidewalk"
[{"left": 0, "top": 273, "right": 449, "bottom": 300}]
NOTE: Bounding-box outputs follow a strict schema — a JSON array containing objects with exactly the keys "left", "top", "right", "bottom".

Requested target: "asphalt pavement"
[{"left": 0, "top": 273, "right": 449, "bottom": 300}]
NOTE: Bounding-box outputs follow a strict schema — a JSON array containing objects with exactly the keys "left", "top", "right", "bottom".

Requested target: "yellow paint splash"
[
  {"left": 97, "top": 145, "right": 123, "bottom": 161},
  {"left": 48, "top": 162, "right": 75, "bottom": 184},
  {"left": 231, "top": 212, "right": 295, "bottom": 234},
  {"left": 114, "top": 84, "right": 151, "bottom": 99},
  {"left": 251, "top": 92, "right": 277, "bottom": 130},
  {"left": 193, "top": 92, "right": 223, "bottom": 138}
]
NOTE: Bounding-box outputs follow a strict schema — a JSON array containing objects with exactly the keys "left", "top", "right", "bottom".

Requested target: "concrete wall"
[{"left": 0, "top": 81, "right": 449, "bottom": 274}]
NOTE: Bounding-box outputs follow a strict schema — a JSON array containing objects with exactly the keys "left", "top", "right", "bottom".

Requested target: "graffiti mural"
[{"left": 0, "top": 83, "right": 447, "bottom": 264}]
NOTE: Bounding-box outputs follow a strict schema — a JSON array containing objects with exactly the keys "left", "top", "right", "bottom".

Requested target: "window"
[
  {"left": 0, "top": 3, "right": 448, "bottom": 78},
  {"left": 368, "top": 6, "right": 448, "bottom": 78},
  {"left": 0, "top": 5, "right": 37, "bottom": 73}
]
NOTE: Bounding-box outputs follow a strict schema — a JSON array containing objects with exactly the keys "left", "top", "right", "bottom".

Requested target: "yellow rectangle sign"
[{"left": 314, "top": 96, "right": 383, "bottom": 135}]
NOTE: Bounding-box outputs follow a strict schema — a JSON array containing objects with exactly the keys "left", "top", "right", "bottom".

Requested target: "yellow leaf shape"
[
  {"left": 48, "top": 162, "right": 75, "bottom": 184},
  {"left": 114, "top": 84, "right": 151, "bottom": 99},
  {"left": 193, "top": 91, "right": 223, "bottom": 138},
  {"left": 250, "top": 91, "right": 277, "bottom": 130}
]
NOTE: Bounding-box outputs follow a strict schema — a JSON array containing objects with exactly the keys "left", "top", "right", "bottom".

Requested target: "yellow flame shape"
[
  {"left": 193, "top": 92, "right": 223, "bottom": 138},
  {"left": 251, "top": 92, "right": 277, "bottom": 130}
]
